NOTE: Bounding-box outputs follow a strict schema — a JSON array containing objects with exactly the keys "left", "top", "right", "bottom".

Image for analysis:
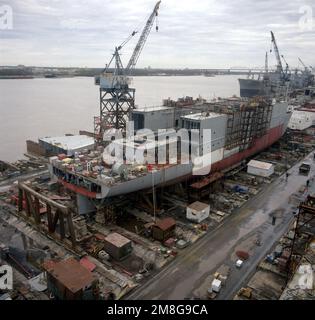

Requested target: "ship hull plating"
[
  {"left": 51, "top": 100, "right": 292, "bottom": 199},
  {"left": 102, "top": 121, "right": 290, "bottom": 198}
]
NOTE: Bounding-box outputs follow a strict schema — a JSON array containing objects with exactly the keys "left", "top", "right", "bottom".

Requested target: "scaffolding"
[
  {"left": 226, "top": 110, "right": 242, "bottom": 150},
  {"left": 95, "top": 205, "right": 116, "bottom": 225},
  {"left": 225, "top": 98, "right": 272, "bottom": 151}
]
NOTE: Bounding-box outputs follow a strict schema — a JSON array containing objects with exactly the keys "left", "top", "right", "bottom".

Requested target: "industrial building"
[
  {"left": 39, "top": 135, "right": 95, "bottom": 156},
  {"left": 43, "top": 258, "right": 98, "bottom": 300},
  {"left": 152, "top": 217, "right": 176, "bottom": 242}
]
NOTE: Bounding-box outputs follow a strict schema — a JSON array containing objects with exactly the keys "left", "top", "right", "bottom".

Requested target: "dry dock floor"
[{"left": 126, "top": 152, "right": 315, "bottom": 300}]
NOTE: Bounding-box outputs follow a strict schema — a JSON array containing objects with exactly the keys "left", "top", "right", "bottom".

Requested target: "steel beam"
[{"left": 17, "top": 182, "right": 77, "bottom": 247}]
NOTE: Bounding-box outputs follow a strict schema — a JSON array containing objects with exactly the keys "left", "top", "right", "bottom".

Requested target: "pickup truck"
[{"left": 299, "top": 162, "right": 311, "bottom": 175}]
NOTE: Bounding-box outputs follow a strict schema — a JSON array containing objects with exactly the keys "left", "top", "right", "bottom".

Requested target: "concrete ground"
[{"left": 125, "top": 152, "right": 315, "bottom": 300}]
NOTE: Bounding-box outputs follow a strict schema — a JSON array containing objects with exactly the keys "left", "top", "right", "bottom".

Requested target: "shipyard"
[{"left": 1, "top": 0, "right": 315, "bottom": 309}]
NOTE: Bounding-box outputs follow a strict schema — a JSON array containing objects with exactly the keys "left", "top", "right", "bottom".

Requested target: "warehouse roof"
[
  {"left": 43, "top": 258, "right": 94, "bottom": 293},
  {"left": 247, "top": 159, "right": 273, "bottom": 170},
  {"left": 39, "top": 135, "right": 94, "bottom": 151},
  {"left": 134, "top": 106, "right": 173, "bottom": 112}
]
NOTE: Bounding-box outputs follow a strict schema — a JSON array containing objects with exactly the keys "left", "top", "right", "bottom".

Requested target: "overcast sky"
[{"left": 1, "top": 0, "right": 314, "bottom": 68}]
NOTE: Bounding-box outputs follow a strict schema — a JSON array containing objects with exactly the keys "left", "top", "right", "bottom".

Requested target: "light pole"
[{"left": 152, "top": 169, "right": 156, "bottom": 223}]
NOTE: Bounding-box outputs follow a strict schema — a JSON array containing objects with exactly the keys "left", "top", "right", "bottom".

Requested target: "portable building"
[
  {"left": 186, "top": 201, "right": 210, "bottom": 223},
  {"left": 247, "top": 159, "right": 274, "bottom": 177},
  {"left": 104, "top": 232, "right": 132, "bottom": 260},
  {"left": 152, "top": 217, "right": 176, "bottom": 241}
]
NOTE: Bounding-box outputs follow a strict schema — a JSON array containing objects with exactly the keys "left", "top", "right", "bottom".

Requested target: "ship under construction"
[
  {"left": 239, "top": 31, "right": 314, "bottom": 98},
  {"left": 50, "top": 96, "right": 291, "bottom": 201}
]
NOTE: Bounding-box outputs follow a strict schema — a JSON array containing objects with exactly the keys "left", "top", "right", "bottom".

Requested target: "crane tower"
[{"left": 94, "top": 1, "right": 161, "bottom": 145}]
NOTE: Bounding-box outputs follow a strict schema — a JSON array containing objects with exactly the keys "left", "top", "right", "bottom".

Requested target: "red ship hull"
[{"left": 211, "top": 124, "right": 284, "bottom": 172}]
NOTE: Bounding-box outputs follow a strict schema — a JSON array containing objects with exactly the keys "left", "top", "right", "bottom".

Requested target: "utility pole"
[{"left": 152, "top": 170, "right": 156, "bottom": 223}]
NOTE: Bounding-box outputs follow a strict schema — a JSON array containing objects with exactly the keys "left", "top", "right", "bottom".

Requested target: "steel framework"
[
  {"left": 225, "top": 98, "right": 272, "bottom": 151},
  {"left": 17, "top": 182, "right": 77, "bottom": 248},
  {"left": 286, "top": 195, "right": 315, "bottom": 282},
  {"left": 94, "top": 87, "right": 135, "bottom": 145}
]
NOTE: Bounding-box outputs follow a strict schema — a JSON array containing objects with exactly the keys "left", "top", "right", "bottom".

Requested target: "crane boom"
[
  {"left": 94, "top": 2, "right": 162, "bottom": 138},
  {"left": 270, "top": 31, "right": 283, "bottom": 75},
  {"left": 281, "top": 55, "right": 290, "bottom": 76},
  {"left": 298, "top": 57, "right": 308, "bottom": 71},
  {"left": 126, "top": 1, "right": 161, "bottom": 71}
]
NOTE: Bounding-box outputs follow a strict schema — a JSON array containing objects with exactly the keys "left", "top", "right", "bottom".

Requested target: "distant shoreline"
[
  {"left": 0, "top": 75, "right": 35, "bottom": 79},
  {"left": 0, "top": 75, "right": 78, "bottom": 79},
  {"left": 0, "top": 74, "right": 217, "bottom": 79},
  {"left": 0, "top": 74, "right": 250, "bottom": 80},
  {"left": 0, "top": 66, "right": 262, "bottom": 79}
]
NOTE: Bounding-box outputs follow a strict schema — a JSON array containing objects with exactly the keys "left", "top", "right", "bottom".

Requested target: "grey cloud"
[{"left": 1, "top": 0, "right": 314, "bottom": 68}]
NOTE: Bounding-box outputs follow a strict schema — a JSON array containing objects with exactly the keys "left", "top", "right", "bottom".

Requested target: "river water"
[{"left": 0, "top": 75, "right": 243, "bottom": 161}]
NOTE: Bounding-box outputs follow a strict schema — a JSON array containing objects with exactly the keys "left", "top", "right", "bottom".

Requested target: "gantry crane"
[{"left": 94, "top": 1, "right": 161, "bottom": 145}]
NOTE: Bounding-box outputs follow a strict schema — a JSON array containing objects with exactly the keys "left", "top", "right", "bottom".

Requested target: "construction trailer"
[
  {"left": 152, "top": 217, "right": 176, "bottom": 242},
  {"left": 186, "top": 201, "right": 210, "bottom": 223},
  {"left": 247, "top": 159, "right": 274, "bottom": 177},
  {"left": 43, "top": 258, "right": 98, "bottom": 300},
  {"left": 104, "top": 232, "right": 132, "bottom": 260}
]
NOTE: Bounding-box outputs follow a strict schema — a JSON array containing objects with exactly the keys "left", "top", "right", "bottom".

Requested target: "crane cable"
[{"left": 155, "top": 9, "right": 159, "bottom": 31}]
